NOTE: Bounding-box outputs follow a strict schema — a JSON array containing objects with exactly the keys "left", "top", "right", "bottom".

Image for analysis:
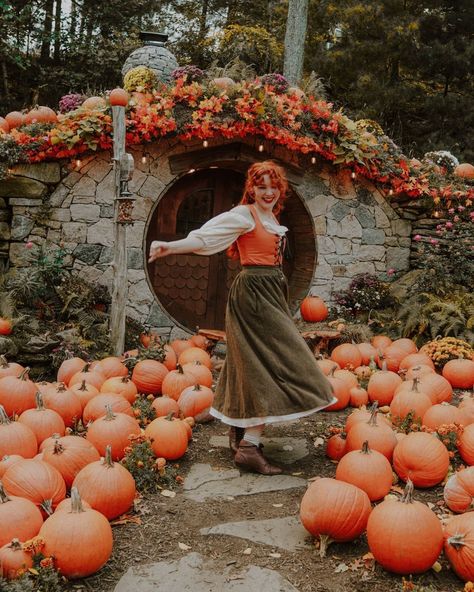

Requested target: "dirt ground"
[{"left": 69, "top": 407, "right": 466, "bottom": 592}]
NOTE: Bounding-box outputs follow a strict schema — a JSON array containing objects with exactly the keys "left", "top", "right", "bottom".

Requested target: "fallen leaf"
[
  {"left": 334, "top": 563, "right": 349, "bottom": 573},
  {"left": 431, "top": 561, "right": 442, "bottom": 573},
  {"left": 313, "top": 437, "right": 325, "bottom": 447},
  {"left": 178, "top": 542, "right": 191, "bottom": 551},
  {"left": 272, "top": 503, "right": 283, "bottom": 508},
  {"left": 110, "top": 515, "right": 142, "bottom": 526},
  {"left": 269, "top": 553, "right": 281, "bottom": 558},
  {"left": 161, "top": 489, "right": 176, "bottom": 498},
  {"left": 243, "top": 547, "right": 252, "bottom": 555}
]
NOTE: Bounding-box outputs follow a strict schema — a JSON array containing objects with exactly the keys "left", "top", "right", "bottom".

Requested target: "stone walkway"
[{"left": 114, "top": 437, "right": 310, "bottom": 591}]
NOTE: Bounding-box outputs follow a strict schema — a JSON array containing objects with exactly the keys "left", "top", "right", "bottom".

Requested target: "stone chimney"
[{"left": 121, "top": 32, "right": 179, "bottom": 84}]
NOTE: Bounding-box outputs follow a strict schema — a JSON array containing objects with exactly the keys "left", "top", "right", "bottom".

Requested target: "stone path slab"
[
  {"left": 183, "top": 463, "right": 307, "bottom": 502},
  {"left": 209, "top": 436, "right": 309, "bottom": 465},
  {"left": 200, "top": 515, "right": 310, "bottom": 552},
  {"left": 114, "top": 552, "right": 299, "bottom": 592}
]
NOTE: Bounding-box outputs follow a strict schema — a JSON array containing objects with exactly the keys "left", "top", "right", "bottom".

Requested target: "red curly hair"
[{"left": 227, "top": 160, "right": 288, "bottom": 260}]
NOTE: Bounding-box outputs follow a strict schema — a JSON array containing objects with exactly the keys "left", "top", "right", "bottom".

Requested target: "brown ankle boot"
[
  {"left": 234, "top": 440, "right": 282, "bottom": 475},
  {"left": 228, "top": 426, "right": 245, "bottom": 455}
]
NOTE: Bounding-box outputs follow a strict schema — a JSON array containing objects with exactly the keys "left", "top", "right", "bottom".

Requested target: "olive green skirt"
[{"left": 210, "top": 266, "right": 336, "bottom": 428}]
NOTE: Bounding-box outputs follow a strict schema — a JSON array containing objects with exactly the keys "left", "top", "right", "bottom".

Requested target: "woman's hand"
[{"left": 148, "top": 241, "right": 173, "bottom": 262}]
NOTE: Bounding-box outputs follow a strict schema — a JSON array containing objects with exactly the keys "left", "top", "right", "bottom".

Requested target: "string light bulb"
[
  {"left": 434, "top": 210, "right": 440, "bottom": 218},
  {"left": 351, "top": 171, "right": 356, "bottom": 179},
  {"left": 188, "top": 168, "right": 196, "bottom": 174},
  {"left": 311, "top": 156, "right": 316, "bottom": 164},
  {"left": 141, "top": 154, "right": 147, "bottom": 164},
  {"left": 75, "top": 159, "right": 81, "bottom": 169},
  {"left": 258, "top": 144, "right": 264, "bottom": 153},
  {"left": 388, "top": 188, "right": 394, "bottom": 196},
  {"left": 203, "top": 140, "right": 209, "bottom": 148}
]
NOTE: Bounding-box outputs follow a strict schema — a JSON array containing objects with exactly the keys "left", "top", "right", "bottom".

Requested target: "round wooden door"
[{"left": 146, "top": 169, "right": 244, "bottom": 331}]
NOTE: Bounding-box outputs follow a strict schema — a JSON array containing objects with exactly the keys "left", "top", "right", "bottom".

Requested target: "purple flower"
[
  {"left": 414, "top": 234, "right": 422, "bottom": 241},
  {"left": 448, "top": 208, "right": 455, "bottom": 214},
  {"left": 445, "top": 221, "right": 453, "bottom": 229},
  {"left": 258, "top": 73, "right": 290, "bottom": 93},
  {"left": 58, "top": 93, "right": 86, "bottom": 113},
  {"left": 458, "top": 205, "right": 465, "bottom": 212},
  {"left": 430, "top": 238, "right": 439, "bottom": 245}
]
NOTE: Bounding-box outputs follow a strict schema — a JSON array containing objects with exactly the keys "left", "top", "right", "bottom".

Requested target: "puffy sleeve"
[{"left": 188, "top": 206, "right": 254, "bottom": 256}]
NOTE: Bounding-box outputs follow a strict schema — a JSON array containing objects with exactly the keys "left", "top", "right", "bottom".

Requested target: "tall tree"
[{"left": 283, "top": 0, "right": 308, "bottom": 85}]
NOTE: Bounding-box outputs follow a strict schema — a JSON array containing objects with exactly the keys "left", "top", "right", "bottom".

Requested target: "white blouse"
[{"left": 189, "top": 205, "right": 288, "bottom": 256}]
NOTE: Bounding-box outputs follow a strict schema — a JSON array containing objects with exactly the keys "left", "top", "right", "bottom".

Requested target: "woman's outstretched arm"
[{"left": 148, "top": 236, "right": 205, "bottom": 262}]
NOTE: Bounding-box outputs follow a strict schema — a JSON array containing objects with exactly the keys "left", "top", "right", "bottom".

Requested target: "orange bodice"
[{"left": 236, "top": 205, "right": 285, "bottom": 266}]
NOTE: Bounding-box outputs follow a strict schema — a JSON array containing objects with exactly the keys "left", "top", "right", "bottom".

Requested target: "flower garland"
[{"left": 1, "top": 78, "right": 473, "bottom": 213}]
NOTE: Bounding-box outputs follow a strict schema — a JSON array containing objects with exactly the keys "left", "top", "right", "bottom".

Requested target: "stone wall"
[{"left": 0, "top": 138, "right": 425, "bottom": 330}]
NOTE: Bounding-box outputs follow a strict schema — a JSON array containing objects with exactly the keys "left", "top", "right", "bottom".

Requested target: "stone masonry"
[{"left": 0, "top": 137, "right": 422, "bottom": 330}]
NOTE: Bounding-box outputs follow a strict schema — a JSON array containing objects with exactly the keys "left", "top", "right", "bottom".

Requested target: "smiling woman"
[{"left": 147, "top": 160, "right": 335, "bottom": 476}]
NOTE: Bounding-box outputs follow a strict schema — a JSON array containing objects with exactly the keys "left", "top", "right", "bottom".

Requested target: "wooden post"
[{"left": 109, "top": 105, "right": 127, "bottom": 356}]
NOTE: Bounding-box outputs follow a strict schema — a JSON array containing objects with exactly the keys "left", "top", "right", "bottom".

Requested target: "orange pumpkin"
[
  {"left": 349, "top": 386, "right": 369, "bottom": 408},
  {"left": 0, "top": 454, "right": 23, "bottom": 478},
  {"left": 345, "top": 407, "right": 397, "bottom": 461},
  {"left": 144, "top": 415, "right": 189, "bottom": 460},
  {"left": 442, "top": 358, "right": 474, "bottom": 389},
  {"left": 0, "top": 117, "right": 9, "bottom": 134},
  {"left": 0, "top": 318, "right": 12, "bottom": 335},
  {"left": 4, "top": 111, "right": 24, "bottom": 129},
  {"left": 325, "top": 433, "right": 346, "bottom": 460},
  {"left": 325, "top": 372, "right": 351, "bottom": 411},
  {"left": 371, "top": 335, "right": 392, "bottom": 351},
  {"left": 458, "top": 424, "right": 474, "bottom": 465},
  {"left": 178, "top": 347, "right": 212, "bottom": 369},
  {"left": 376, "top": 344, "right": 406, "bottom": 372},
  {"left": 389, "top": 389, "right": 432, "bottom": 424},
  {"left": 178, "top": 384, "right": 214, "bottom": 418},
  {"left": 0, "top": 356, "right": 24, "bottom": 379},
  {"left": 0, "top": 367, "right": 37, "bottom": 417},
  {"left": 444, "top": 513, "right": 474, "bottom": 582},
  {"left": 100, "top": 375, "right": 137, "bottom": 403},
  {"left": 391, "top": 338, "right": 418, "bottom": 355},
  {"left": 57, "top": 357, "right": 86, "bottom": 384},
  {"left": 81, "top": 96, "right": 106, "bottom": 110},
  {"left": 161, "top": 365, "right": 197, "bottom": 401},
  {"left": 41, "top": 435, "right": 100, "bottom": 488},
  {"left": 42, "top": 382, "right": 82, "bottom": 428},
  {"left": 169, "top": 339, "right": 193, "bottom": 356},
  {"left": 316, "top": 359, "right": 339, "bottom": 375},
  {"left": 330, "top": 343, "right": 362, "bottom": 370},
  {"left": 18, "top": 392, "right": 66, "bottom": 445},
  {"left": 443, "top": 467, "right": 474, "bottom": 513},
  {"left": 70, "top": 380, "right": 99, "bottom": 410},
  {"left": 39, "top": 487, "right": 113, "bottom": 579},
  {"left": 356, "top": 342, "right": 377, "bottom": 365},
  {"left": 336, "top": 441, "right": 393, "bottom": 501},
  {"left": 152, "top": 395, "right": 180, "bottom": 418},
  {"left": 181, "top": 361, "right": 213, "bottom": 388},
  {"left": 418, "top": 373, "right": 453, "bottom": 404},
  {"left": 399, "top": 353, "right": 434, "bottom": 372},
  {"left": 393, "top": 432, "right": 449, "bottom": 488},
  {"left": 95, "top": 356, "right": 128, "bottom": 379},
  {"left": 367, "top": 480, "right": 443, "bottom": 574},
  {"left": 131, "top": 359, "right": 168, "bottom": 395},
  {"left": 0, "top": 482, "right": 44, "bottom": 547},
  {"left": 422, "top": 403, "right": 462, "bottom": 430},
  {"left": 0, "top": 405, "right": 38, "bottom": 459},
  {"left": 0, "top": 538, "right": 33, "bottom": 579},
  {"left": 300, "top": 296, "right": 328, "bottom": 322},
  {"left": 2, "top": 458, "right": 66, "bottom": 515},
  {"left": 367, "top": 366, "right": 403, "bottom": 406},
  {"left": 454, "top": 163, "right": 474, "bottom": 179},
  {"left": 109, "top": 87, "right": 129, "bottom": 106},
  {"left": 345, "top": 404, "right": 392, "bottom": 433},
  {"left": 72, "top": 445, "right": 135, "bottom": 520},
  {"left": 85, "top": 406, "right": 140, "bottom": 460},
  {"left": 299, "top": 477, "right": 371, "bottom": 557},
  {"left": 83, "top": 393, "right": 134, "bottom": 424}
]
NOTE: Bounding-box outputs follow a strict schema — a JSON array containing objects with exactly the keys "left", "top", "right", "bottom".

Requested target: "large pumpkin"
[
  {"left": 335, "top": 440, "right": 393, "bottom": 501},
  {"left": 0, "top": 367, "right": 37, "bottom": 417},
  {"left": 72, "top": 445, "right": 135, "bottom": 520},
  {"left": 444, "top": 467, "right": 474, "bottom": 513},
  {"left": 444, "top": 512, "right": 474, "bottom": 581},
  {"left": 330, "top": 344, "right": 362, "bottom": 370},
  {"left": 454, "top": 163, "right": 474, "bottom": 179},
  {"left": 367, "top": 366, "right": 402, "bottom": 406},
  {"left": 0, "top": 482, "right": 43, "bottom": 547},
  {"left": 39, "top": 487, "right": 113, "bottom": 579},
  {"left": 299, "top": 477, "right": 371, "bottom": 557},
  {"left": 41, "top": 435, "right": 100, "bottom": 488},
  {"left": 144, "top": 415, "right": 189, "bottom": 460},
  {"left": 85, "top": 406, "right": 140, "bottom": 460},
  {"left": 367, "top": 480, "right": 443, "bottom": 574},
  {"left": 0, "top": 405, "right": 38, "bottom": 459},
  {"left": 300, "top": 296, "right": 328, "bottom": 322},
  {"left": 442, "top": 358, "right": 474, "bottom": 389},
  {"left": 393, "top": 431, "right": 449, "bottom": 488},
  {"left": 345, "top": 406, "right": 397, "bottom": 461},
  {"left": 131, "top": 359, "right": 168, "bottom": 395}
]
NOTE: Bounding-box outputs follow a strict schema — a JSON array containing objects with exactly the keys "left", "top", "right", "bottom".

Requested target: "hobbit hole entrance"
[{"left": 145, "top": 167, "right": 316, "bottom": 332}]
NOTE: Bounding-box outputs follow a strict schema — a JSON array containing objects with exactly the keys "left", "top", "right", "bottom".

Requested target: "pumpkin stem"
[
  {"left": 447, "top": 533, "right": 467, "bottom": 549},
  {"left": 318, "top": 534, "right": 334, "bottom": 558},
  {"left": 81, "top": 362, "right": 91, "bottom": 372},
  {"left": 0, "top": 355, "right": 8, "bottom": 368},
  {"left": 380, "top": 360, "right": 388, "bottom": 372},
  {"left": 368, "top": 356, "right": 377, "bottom": 371},
  {"left": 8, "top": 539, "right": 22, "bottom": 550},
  {"left": 18, "top": 367, "right": 30, "bottom": 381},
  {"left": 104, "top": 404, "right": 116, "bottom": 421},
  {"left": 78, "top": 380, "right": 88, "bottom": 391},
  {"left": 56, "top": 382, "right": 67, "bottom": 392},
  {"left": 400, "top": 479, "right": 415, "bottom": 504},
  {"left": 193, "top": 384, "right": 202, "bottom": 391},
  {"left": 165, "top": 411, "right": 175, "bottom": 422},
  {"left": 411, "top": 377, "right": 420, "bottom": 392},
  {"left": 35, "top": 391, "right": 46, "bottom": 410},
  {"left": 121, "top": 376, "right": 130, "bottom": 384},
  {"left": 53, "top": 438, "right": 64, "bottom": 455},
  {"left": 70, "top": 487, "right": 86, "bottom": 513},
  {"left": 0, "top": 482, "right": 12, "bottom": 503},
  {"left": 361, "top": 440, "right": 371, "bottom": 454},
  {"left": 176, "top": 364, "right": 184, "bottom": 374},
  {"left": 367, "top": 406, "right": 379, "bottom": 426},
  {"left": 41, "top": 499, "right": 54, "bottom": 516},
  {"left": 0, "top": 405, "right": 11, "bottom": 424},
  {"left": 103, "top": 445, "right": 114, "bottom": 468}
]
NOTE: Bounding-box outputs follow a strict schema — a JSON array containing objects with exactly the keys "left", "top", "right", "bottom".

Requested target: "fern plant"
[{"left": 397, "top": 291, "right": 474, "bottom": 345}]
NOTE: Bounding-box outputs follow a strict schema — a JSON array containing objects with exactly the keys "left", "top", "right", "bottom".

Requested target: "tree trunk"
[
  {"left": 53, "top": 0, "right": 62, "bottom": 62},
  {"left": 40, "top": 0, "right": 54, "bottom": 62},
  {"left": 1, "top": 61, "right": 9, "bottom": 100},
  {"left": 283, "top": 0, "right": 309, "bottom": 86},
  {"left": 69, "top": 0, "right": 77, "bottom": 40}
]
